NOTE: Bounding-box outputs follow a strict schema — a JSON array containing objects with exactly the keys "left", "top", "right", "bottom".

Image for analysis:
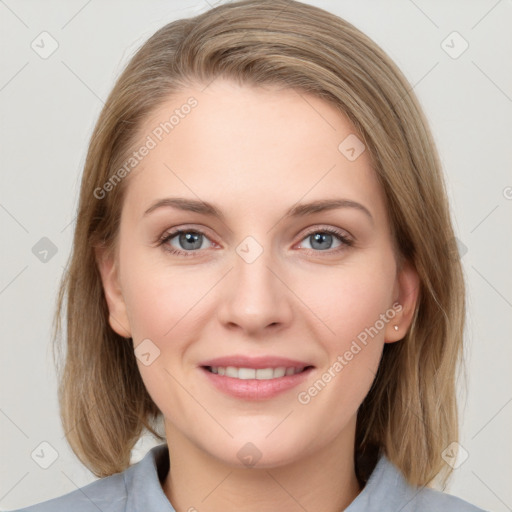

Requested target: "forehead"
[{"left": 122, "top": 79, "right": 387, "bottom": 223}]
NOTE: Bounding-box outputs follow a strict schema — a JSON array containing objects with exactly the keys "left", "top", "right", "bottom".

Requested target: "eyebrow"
[{"left": 143, "top": 197, "right": 374, "bottom": 224}]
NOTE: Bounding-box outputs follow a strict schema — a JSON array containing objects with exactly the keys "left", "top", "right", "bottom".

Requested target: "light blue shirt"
[{"left": 8, "top": 443, "right": 487, "bottom": 511}]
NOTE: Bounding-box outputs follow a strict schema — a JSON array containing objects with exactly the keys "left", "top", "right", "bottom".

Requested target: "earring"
[{"left": 393, "top": 325, "right": 399, "bottom": 331}]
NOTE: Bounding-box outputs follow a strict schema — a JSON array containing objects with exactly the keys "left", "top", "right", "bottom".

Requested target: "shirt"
[{"left": 8, "top": 443, "right": 488, "bottom": 511}]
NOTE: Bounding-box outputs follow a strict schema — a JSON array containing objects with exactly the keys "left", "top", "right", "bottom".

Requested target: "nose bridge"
[
  {"left": 236, "top": 235, "right": 276, "bottom": 293},
  {"left": 217, "top": 233, "right": 292, "bottom": 332}
]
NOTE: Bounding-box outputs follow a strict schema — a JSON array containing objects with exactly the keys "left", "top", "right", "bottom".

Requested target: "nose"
[{"left": 216, "top": 242, "right": 294, "bottom": 336}]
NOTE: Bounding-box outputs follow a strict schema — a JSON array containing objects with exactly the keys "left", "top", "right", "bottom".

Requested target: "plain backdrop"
[{"left": 1, "top": 0, "right": 511, "bottom": 510}]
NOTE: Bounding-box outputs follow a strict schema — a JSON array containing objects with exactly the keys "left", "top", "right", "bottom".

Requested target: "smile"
[
  {"left": 201, "top": 365, "right": 314, "bottom": 400},
  {"left": 205, "top": 366, "right": 308, "bottom": 380}
]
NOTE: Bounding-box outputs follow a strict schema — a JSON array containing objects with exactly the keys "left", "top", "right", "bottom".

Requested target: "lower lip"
[{"left": 200, "top": 366, "right": 314, "bottom": 400}]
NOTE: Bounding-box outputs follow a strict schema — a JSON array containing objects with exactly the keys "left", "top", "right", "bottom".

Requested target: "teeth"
[
  {"left": 209, "top": 366, "right": 304, "bottom": 380},
  {"left": 238, "top": 368, "right": 256, "bottom": 379}
]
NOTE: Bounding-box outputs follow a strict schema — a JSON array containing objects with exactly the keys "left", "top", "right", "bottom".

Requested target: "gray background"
[{"left": 1, "top": 0, "right": 511, "bottom": 510}]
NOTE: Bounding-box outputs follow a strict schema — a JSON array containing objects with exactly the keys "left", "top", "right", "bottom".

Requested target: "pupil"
[
  {"left": 311, "top": 233, "right": 332, "bottom": 250},
  {"left": 180, "top": 232, "right": 201, "bottom": 250}
]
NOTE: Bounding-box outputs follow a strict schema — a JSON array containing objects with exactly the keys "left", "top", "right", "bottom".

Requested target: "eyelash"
[{"left": 157, "top": 226, "right": 353, "bottom": 258}]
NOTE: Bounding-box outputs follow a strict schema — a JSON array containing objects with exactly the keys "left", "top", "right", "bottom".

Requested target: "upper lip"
[{"left": 199, "top": 355, "right": 314, "bottom": 369}]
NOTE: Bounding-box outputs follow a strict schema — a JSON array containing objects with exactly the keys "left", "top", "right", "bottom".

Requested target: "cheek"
[
  {"left": 294, "top": 284, "right": 390, "bottom": 437},
  {"left": 296, "top": 255, "right": 396, "bottom": 345},
  {"left": 119, "top": 252, "right": 213, "bottom": 413},
  {"left": 120, "top": 250, "right": 210, "bottom": 340},
  {"left": 293, "top": 255, "right": 395, "bottom": 402}
]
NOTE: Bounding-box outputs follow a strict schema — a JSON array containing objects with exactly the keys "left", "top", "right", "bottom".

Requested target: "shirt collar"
[
  {"left": 124, "top": 443, "right": 413, "bottom": 512},
  {"left": 124, "top": 443, "right": 174, "bottom": 511}
]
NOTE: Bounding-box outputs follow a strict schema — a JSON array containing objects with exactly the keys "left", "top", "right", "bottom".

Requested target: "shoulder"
[
  {"left": 347, "top": 454, "right": 488, "bottom": 512},
  {"left": 5, "top": 443, "right": 172, "bottom": 512},
  {"left": 412, "top": 485, "right": 488, "bottom": 512},
  {"left": 5, "top": 472, "right": 127, "bottom": 512}
]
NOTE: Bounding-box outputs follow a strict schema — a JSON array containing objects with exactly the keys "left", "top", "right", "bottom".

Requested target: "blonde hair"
[{"left": 53, "top": 0, "right": 465, "bottom": 487}]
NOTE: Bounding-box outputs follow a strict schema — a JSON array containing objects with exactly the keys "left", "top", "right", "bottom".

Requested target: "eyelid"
[
  {"left": 299, "top": 224, "right": 353, "bottom": 242},
  {"left": 157, "top": 223, "right": 215, "bottom": 242}
]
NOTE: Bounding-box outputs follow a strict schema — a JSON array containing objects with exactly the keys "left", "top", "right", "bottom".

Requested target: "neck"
[{"left": 162, "top": 423, "right": 361, "bottom": 512}]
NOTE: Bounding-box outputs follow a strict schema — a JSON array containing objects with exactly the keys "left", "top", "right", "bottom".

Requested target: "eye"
[
  {"left": 158, "top": 226, "right": 353, "bottom": 257},
  {"left": 159, "top": 228, "right": 214, "bottom": 257},
  {"left": 297, "top": 227, "right": 353, "bottom": 253}
]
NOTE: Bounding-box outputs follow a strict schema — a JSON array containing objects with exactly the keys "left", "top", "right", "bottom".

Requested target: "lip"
[
  {"left": 198, "top": 355, "right": 315, "bottom": 401},
  {"left": 198, "top": 355, "right": 313, "bottom": 369}
]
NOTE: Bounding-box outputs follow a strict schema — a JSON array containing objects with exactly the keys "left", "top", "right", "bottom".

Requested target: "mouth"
[
  {"left": 202, "top": 365, "right": 314, "bottom": 380},
  {"left": 198, "top": 355, "right": 315, "bottom": 399},
  {"left": 199, "top": 361, "right": 315, "bottom": 400}
]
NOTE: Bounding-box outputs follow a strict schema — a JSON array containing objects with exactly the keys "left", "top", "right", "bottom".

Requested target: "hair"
[{"left": 53, "top": 0, "right": 466, "bottom": 487}]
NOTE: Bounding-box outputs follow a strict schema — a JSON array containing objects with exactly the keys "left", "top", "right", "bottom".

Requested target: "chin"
[{"left": 205, "top": 432, "right": 310, "bottom": 470}]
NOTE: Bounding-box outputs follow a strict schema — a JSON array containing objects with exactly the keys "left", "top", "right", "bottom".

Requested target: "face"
[{"left": 97, "top": 78, "right": 419, "bottom": 469}]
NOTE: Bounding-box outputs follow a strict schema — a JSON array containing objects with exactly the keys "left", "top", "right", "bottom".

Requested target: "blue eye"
[
  {"left": 299, "top": 228, "right": 352, "bottom": 252},
  {"left": 159, "top": 229, "right": 213, "bottom": 256},
  {"left": 158, "top": 226, "right": 353, "bottom": 257}
]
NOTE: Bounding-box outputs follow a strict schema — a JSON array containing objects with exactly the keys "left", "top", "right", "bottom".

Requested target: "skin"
[{"left": 96, "top": 78, "right": 419, "bottom": 512}]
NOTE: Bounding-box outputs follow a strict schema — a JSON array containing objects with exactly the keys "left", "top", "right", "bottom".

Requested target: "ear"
[
  {"left": 384, "top": 259, "right": 420, "bottom": 343},
  {"left": 95, "top": 246, "right": 132, "bottom": 338}
]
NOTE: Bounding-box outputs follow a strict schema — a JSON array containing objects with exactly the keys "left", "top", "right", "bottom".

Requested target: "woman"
[{"left": 10, "top": 0, "right": 487, "bottom": 510}]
